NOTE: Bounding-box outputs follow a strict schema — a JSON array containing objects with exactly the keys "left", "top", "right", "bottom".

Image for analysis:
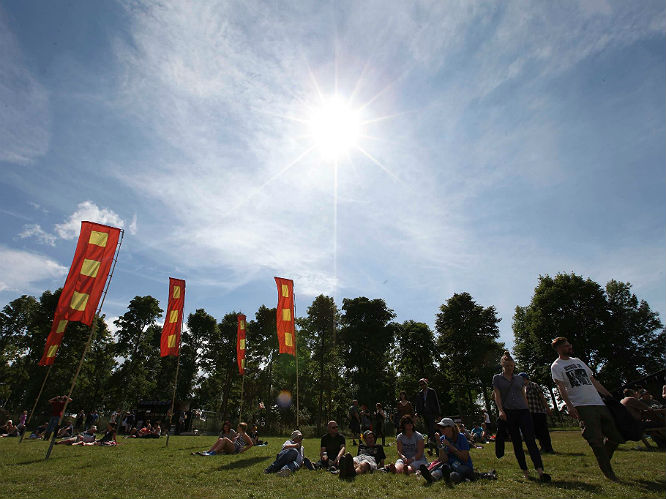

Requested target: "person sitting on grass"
[
  {"left": 470, "top": 423, "right": 485, "bottom": 444},
  {"left": 0, "top": 420, "right": 19, "bottom": 437},
  {"left": 57, "top": 420, "right": 74, "bottom": 438},
  {"left": 218, "top": 420, "right": 237, "bottom": 440},
  {"left": 29, "top": 422, "right": 48, "bottom": 439},
  {"left": 56, "top": 425, "right": 97, "bottom": 445},
  {"left": 265, "top": 430, "right": 305, "bottom": 476},
  {"left": 316, "top": 420, "right": 346, "bottom": 470},
  {"left": 339, "top": 429, "right": 386, "bottom": 478},
  {"left": 74, "top": 423, "right": 117, "bottom": 446},
  {"left": 390, "top": 415, "right": 427, "bottom": 475},
  {"left": 194, "top": 422, "right": 254, "bottom": 456},
  {"left": 419, "top": 418, "right": 474, "bottom": 484}
]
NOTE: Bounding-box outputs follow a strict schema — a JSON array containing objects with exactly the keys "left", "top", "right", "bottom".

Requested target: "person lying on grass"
[
  {"left": 73, "top": 422, "right": 117, "bottom": 446},
  {"left": 56, "top": 426, "right": 97, "bottom": 445},
  {"left": 419, "top": 418, "right": 474, "bottom": 484},
  {"left": 56, "top": 420, "right": 74, "bottom": 438},
  {"left": 194, "top": 422, "right": 254, "bottom": 456},
  {"left": 265, "top": 430, "right": 305, "bottom": 476},
  {"left": 29, "top": 422, "right": 48, "bottom": 439},
  {"left": 339, "top": 429, "right": 386, "bottom": 479},
  {"left": 388, "top": 415, "right": 427, "bottom": 475}
]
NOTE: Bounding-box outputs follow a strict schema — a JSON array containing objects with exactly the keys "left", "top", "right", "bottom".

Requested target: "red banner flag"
[
  {"left": 39, "top": 221, "right": 121, "bottom": 366},
  {"left": 274, "top": 277, "right": 295, "bottom": 356},
  {"left": 160, "top": 278, "right": 185, "bottom": 357},
  {"left": 237, "top": 314, "right": 247, "bottom": 375}
]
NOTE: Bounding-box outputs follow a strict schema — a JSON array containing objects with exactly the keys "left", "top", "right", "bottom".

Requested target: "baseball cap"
[
  {"left": 436, "top": 417, "right": 455, "bottom": 428},
  {"left": 291, "top": 430, "right": 303, "bottom": 440},
  {"left": 518, "top": 372, "right": 529, "bottom": 379}
]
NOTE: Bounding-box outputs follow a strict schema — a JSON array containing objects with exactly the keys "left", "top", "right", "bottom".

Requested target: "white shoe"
[{"left": 277, "top": 467, "right": 292, "bottom": 477}]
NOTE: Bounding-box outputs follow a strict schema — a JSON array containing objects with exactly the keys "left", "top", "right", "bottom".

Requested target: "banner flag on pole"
[
  {"left": 274, "top": 277, "right": 295, "bottom": 356},
  {"left": 237, "top": 314, "right": 247, "bottom": 375},
  {"left": 160, "top": 278, "right": 186, "bottom": 357},
  {"left": 39, "top": 221, "right": 121, "bottom": 366}
]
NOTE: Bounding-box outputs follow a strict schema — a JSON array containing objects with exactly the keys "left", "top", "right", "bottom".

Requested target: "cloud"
[
  {"left": 0, "top": 246, "right": 67, "bottom": 293},
  {"left": 54, "top": 201, "right": 136, "bottom": 239},
  {"left": 0, "top": 7, "right": 50, "bottom": 165},
  {"left": 18, "top": 224, "right": 56, "bottom": 246}
]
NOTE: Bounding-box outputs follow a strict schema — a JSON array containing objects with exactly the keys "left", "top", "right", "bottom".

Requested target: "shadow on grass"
[
  {"left": 544, "top": 479, "right": 603, "bottom": 494},
  {"left": 217, "top": 456, "right": 270, "bottom": 470},
  {"left": 7, "top": 456, "right": 69, "bottom": 466},
  {"left": 549, "top": 451, "right": 585, "bottom": 456},
  {"left": 634, "top": 479, "right": 666, "bottom": 493}
]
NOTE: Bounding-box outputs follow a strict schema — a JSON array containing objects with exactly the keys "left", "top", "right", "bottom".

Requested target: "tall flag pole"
[
  {"left": 274, "top": 277, "right": 298, "bottom": 426},
  {"left": 45, "top": 222, "right": 123, "bottom": 460},
  {"left": 237, "top": 314, "right": 247, "bottom": 421},
  {"left": 162, "top": 278, "right": 185, "bottom": 448}
]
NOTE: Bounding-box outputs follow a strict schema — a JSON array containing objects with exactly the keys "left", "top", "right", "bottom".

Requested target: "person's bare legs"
[
  {"left": 209, "top": 437, "right": 235, "bottom": 453},
  {"left": 394, "top": 461, "right": 406, "bottom": 474},
  {"left": 354, "top": 462, "right": 371, "bottom": 475}
]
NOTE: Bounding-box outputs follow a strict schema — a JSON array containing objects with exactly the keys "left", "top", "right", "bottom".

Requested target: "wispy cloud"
[
  {"left": 18, "top": 224, "right": 56, "bottom": 246},
  {"left": 0, "top": 7, "right": 50, "bottom": 165},
  {"left": 0, "top": 245, "right": 67, "bottom": 293}
]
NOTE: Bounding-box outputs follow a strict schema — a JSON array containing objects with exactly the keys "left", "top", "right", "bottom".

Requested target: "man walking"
[
  {"left": 414, "top": 378, "right": 440, "bottom": 455},
  {"left": 518, "top": 372, "right": 555, "bottom": 453},
  {"left": 551, "top": 337, "right": 624, "bottom": 480}
]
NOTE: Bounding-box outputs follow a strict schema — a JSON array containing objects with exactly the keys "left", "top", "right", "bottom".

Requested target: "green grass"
[{"left": 0, "top": 432, "right": 664, "bottom": 498}]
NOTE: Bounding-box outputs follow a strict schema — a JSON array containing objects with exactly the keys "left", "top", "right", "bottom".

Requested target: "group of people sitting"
[
  {"left": 126, "top": 421, "right": 162, "bottom": 439},
  {"left": 55, "top": 422, "right": 117, "bottom": 446}
]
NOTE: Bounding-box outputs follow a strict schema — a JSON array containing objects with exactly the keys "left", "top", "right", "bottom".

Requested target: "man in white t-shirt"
[{"left": 551, "top": 337, "right": 624, "bottom": 481}]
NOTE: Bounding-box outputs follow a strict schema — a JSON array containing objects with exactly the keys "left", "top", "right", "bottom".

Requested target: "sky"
[{"left": 1, "top": 0, "right": 664, "bottom": 349}]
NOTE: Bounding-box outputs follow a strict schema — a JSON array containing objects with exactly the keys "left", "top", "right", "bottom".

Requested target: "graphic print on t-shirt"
[{"left": 563, "top": 363, "right": 592, "bottom": 387}]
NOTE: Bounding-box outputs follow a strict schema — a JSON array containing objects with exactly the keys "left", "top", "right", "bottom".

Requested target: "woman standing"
[
  {"left": 493, "top": 351, "right": 551, "bottom": 482},
  {"left": 395, "top": 391, "right": 414, "bottom": 435}
]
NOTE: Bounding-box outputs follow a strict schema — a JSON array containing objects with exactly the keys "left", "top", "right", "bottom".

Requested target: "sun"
[{"left": 306, "top": 95, "right": 362, "bottom": 161}]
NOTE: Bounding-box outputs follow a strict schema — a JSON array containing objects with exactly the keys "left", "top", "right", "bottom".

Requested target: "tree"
[
  {"left": 597, "top": 280, "right": 665, "bottom": 388},
  {"left": 299, "top": 295, "right": 341, "bottom": 432},
  {"left": 113, "top": 296, "right": 163, "bottom": 406},
  {"left": 435, "top": 292, "right": 504, "bottom": 421},
  {"left": 513, "top": 273, "right": 608, "bottom": 390},
  {"left": 339, "top": 297, "right": 396, "bottom": 409},
  {"left": 394, "top": 320, "right": 437, "bottom": 395}
]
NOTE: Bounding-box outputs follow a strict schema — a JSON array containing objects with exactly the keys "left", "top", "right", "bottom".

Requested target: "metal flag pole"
[
  {"left": 165, "top": 286, "right": 185, "bottom": 448},
  {"left": 45, "top": 229, "right": 124, "bottom": 460},
  {"left": 19, "top": 365, "right": 53, "bottom": 443},
  {"left": 239, "top": 372, "right": 245, "bottom": 423},
  {"left": 293, "top": 290, "right": 299, "bottom": 428}
]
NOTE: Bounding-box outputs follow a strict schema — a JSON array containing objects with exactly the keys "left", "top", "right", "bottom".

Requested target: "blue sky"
[{"left": 1, "top": 0, "right": 664, "bottom": 348}]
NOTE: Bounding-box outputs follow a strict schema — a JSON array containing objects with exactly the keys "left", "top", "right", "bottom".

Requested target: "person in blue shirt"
[{"left": 419, "top": 418, "right": 474, "bottom": 484}]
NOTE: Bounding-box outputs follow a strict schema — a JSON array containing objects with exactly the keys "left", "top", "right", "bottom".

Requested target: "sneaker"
[
  {"left": 540, "top": 473, "right": 552, "bottom": 483},
  {"left": 440, "top": 465, "right": 451, "bottom": 484},
  {"left": 277, "top": 467, "right": 292, "bottom": 477},
  {"left": 419, "top": 464, "right": 433, "bottom": 483}
]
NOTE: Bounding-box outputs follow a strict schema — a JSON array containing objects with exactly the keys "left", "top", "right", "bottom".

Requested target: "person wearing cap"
[
  {"left": 518, "top": 372, "right": 555, "bottom": 454},
  {"left": 419, "top": 418, "right": 474, "bottom": 484},
  {"left": 494, "top": 351, "right": 551, "bottom": 482},
  {"left": 264, "top": 430, "right": 305, "bottom": 476},
  {"left": 339, "top": 429, "right": 386, "bottom": 478},
  {"left": 414, "top": 378, "right": 440, "bottom": 455}
]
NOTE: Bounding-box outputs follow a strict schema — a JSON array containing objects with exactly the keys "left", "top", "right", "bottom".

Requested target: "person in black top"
[
  {"left": 414, "top": 378, "right": 440, "bottom": 455},
  {"left": 339, "top": 430, "right": 387, "bottom": 478},
  {"left": 318, "top": 421, "right": 346, "bottom": 469},
  {"left": 374, "top": 403, "right": 386, "bottom": 446}
]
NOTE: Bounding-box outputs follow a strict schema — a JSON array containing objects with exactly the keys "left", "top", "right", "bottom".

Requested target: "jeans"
[
  {"left": 44, "top": 416, "right": 59, "bottom": 439},
  {"left": 267, "top": 448, "right": 298, "bottom": 473},
  {"left": 505, "top": 408, "right": 543, "bottom": 471},
  {"left": 431, "top": 461, "right": 474, "bottom": 484},
  {"left": 531, "top": 412, "right": 554, "bottom": 452}
]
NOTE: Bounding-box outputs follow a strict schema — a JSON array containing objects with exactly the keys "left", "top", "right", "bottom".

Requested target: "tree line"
[{"left": 0, "top": 272, "right": 663, "bottom": 434}]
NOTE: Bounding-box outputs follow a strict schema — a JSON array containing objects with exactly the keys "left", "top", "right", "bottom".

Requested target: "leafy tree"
[
  {"left": 298, "top": 295, "right": 341, "bottom": 432},
  {"left": 435, "top": 292, "right": 504, "bottom": 421},
  {"left": 597, "top": 280, "right": 664, "bottom": 388},
  {"left": 339, "top": 297, "right": 396, "bottom": 409}
]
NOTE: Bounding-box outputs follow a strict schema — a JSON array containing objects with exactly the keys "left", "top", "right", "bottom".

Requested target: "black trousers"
[
  {"left": 505, "top": 409, "right": 544, "bottom": 471},
  {"left": 531, "top": 412, "right": 553, "bottom": 452}
]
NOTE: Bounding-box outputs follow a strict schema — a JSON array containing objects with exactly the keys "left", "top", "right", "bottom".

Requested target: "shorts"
[
  {"left": 234, "top": 441, "right": 243, "bottom": 453},
  {"left": 353, "top": 455, "right": 377, "bottom": 470},
  {"left": 396, "top": 458, "right": 428, "bottom": 469}
]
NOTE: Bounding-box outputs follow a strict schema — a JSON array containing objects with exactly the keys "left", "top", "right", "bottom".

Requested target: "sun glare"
[{"left": 307, "top": 96, "right": 362, "bottom": 160}]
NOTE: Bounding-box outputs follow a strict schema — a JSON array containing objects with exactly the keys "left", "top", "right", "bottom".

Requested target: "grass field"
[{"left": 0, "top": 431, "right": 664, "bottom": 498}]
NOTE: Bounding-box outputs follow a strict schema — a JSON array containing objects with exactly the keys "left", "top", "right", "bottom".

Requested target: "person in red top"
[{"left": 44, "top": 395, "right": 72, "bottom": 440}]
